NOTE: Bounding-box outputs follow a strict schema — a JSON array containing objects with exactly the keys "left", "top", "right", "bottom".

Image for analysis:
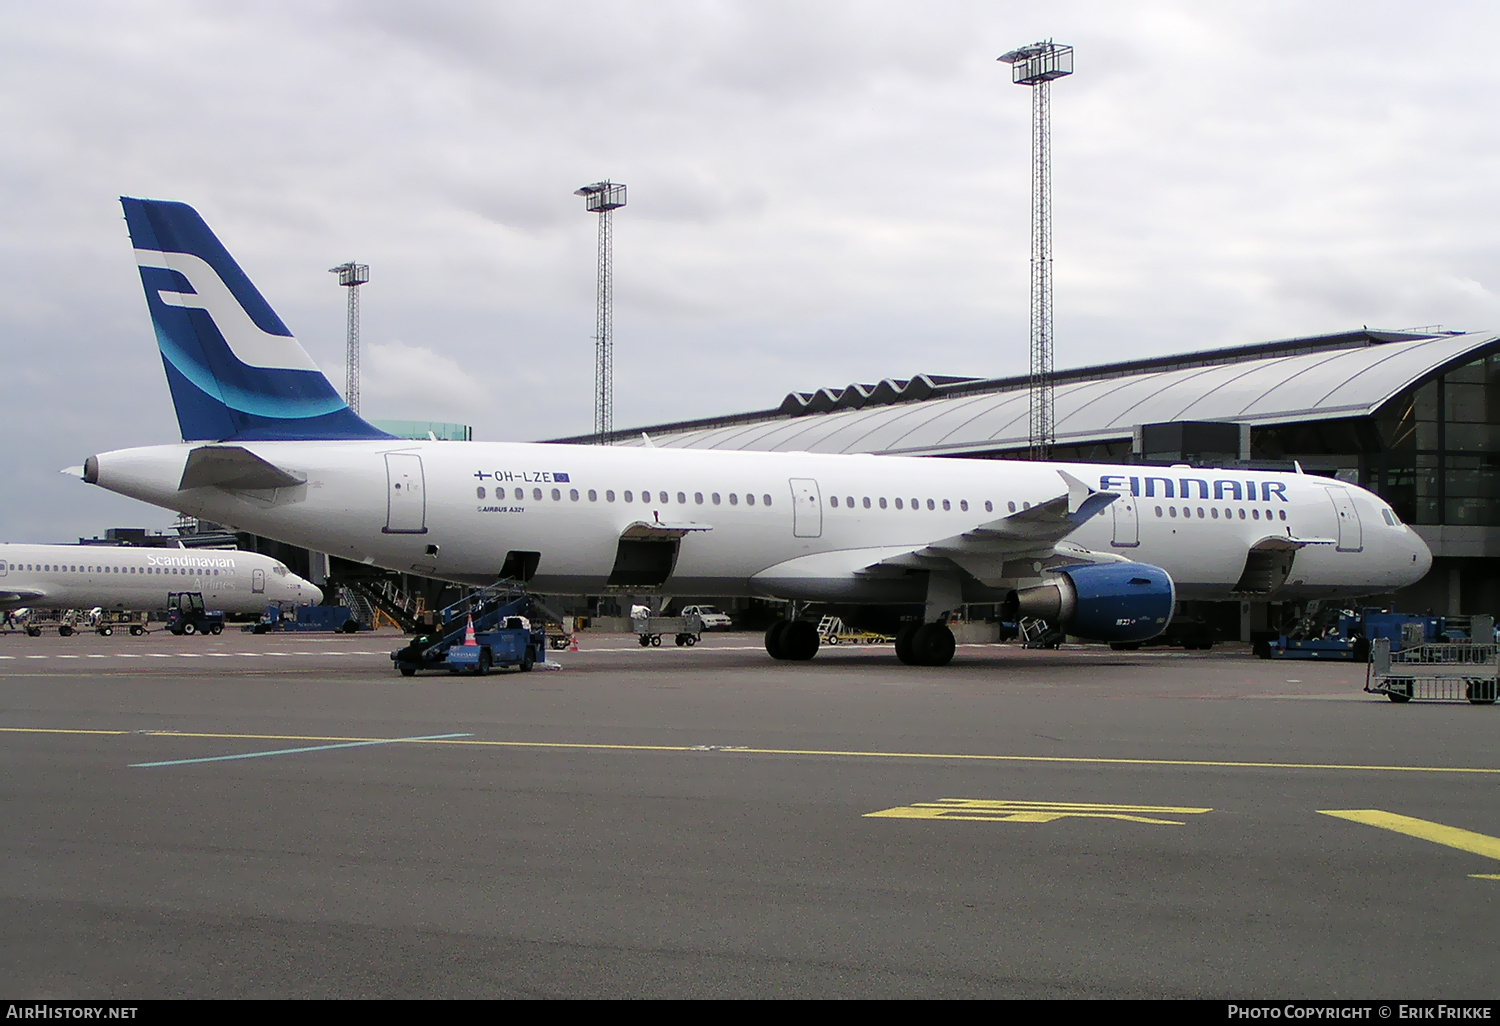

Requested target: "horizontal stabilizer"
[{"left": 178, "top": 445, "right": 306, "bottom": 491}]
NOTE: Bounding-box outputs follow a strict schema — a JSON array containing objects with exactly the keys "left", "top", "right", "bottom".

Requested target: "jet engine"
[{"left": 1002, "top": 562, "right": 1175, "bottom": 644}]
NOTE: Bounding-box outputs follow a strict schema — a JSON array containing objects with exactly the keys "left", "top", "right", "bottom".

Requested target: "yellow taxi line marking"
[
  {"left": 2, "top": 726, "right": 1499, "bottom": 775},
  {"left": 1320, "top": 810, "right": 1500, "bottom": 863},
  {"left": 0, "top": 727, "right": 134, "bottom": 736},
  {"left": 865, "top": 798, "right": 1213, "bottom": 824}
]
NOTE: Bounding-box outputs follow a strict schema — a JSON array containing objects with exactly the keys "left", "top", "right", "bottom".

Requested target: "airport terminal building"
[{"left": 561, "top": 327, "right": 1500, "bottom": 632}]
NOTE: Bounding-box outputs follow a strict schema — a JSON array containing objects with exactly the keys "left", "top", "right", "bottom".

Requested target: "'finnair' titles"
[{"left": 78, "top": 198, "right": 1431, "bottom": 666}]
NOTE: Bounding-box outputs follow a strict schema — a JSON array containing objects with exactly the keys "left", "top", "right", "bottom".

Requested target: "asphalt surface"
[{"left": 1, "top": 627, "right": 1496, "bottom": 999}]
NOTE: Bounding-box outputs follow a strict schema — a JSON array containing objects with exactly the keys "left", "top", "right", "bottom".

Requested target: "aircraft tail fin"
[{"left": 120, "top": 197, "right": 392, "bottom": 442}]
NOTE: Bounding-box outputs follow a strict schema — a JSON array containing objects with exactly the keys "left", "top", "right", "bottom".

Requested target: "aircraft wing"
[
  {"left": 0, "top": 589, "right": 47, "bottom": 609},
  {"left": 866, "top": 470, "right": 1123, "bottom": 586}
]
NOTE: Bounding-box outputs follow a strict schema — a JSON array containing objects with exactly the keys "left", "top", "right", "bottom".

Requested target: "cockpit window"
[{"left": 272, "top": 565, "right": 289, "bottom": 576}]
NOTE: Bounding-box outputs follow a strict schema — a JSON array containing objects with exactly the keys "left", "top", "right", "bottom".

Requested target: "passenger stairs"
[
  {"left": 389, "top": 581, "right": 547, "bottom": 676},
  {"left": 337, "top": 575, "right": 425, "bottom": 633}
]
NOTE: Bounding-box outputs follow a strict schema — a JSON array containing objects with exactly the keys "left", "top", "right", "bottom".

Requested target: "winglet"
[{"left": 1058, "top": 470, "right": 1094, "bottom": 515}]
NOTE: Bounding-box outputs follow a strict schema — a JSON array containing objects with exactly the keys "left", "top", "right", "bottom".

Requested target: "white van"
[{"left": 678, "top": 605, "right": 732, "bottom": 630}]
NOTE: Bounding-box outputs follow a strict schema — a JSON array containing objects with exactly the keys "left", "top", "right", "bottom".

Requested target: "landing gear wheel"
[
  {"left": 894, "top": 623, "right": 919, "bottom": 665},
  {"left": 780, "top": 620, "right": 821, "bottom": 661},
  {"left": 765, "top": 621, "right": 790, "bottom": 659},
  {"left": 911, "top": 623, "right": 956, "bottom": 667}
]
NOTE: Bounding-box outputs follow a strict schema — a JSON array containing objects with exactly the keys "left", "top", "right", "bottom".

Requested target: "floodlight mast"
[
  {"left": 999, "top": 40, "right": 1072, "bottom": 461},
  {"left": 328, "top": 261, "right": 370, "bottom": 414},
  {"left": 575, "top": 181, "right": 627, "bottom": 446}
]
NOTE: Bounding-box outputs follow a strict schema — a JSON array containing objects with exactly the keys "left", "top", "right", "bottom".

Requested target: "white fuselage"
[
  {"left": 0, "top": 543, "right": 321, "bottom": 613},
  {"left": 84, "top": 441, "right": 1433, "bottom": 603}
]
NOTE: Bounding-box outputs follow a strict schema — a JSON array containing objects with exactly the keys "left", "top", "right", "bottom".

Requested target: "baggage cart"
[
  {"left": 631, "top": 613, "right": 703, "bottom": 647},
  {"left": 1365, "top": 623, "right": 1498, "bottom": 705}
]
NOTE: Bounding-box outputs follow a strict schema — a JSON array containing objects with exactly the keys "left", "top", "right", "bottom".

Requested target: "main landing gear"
[
  {"left": 765, "top": 619, "right": 820, "bottom": 660},
  {"left": 765, "top": 619, "right": 957, "bottom": 666},
  {"left": 894, "top": 622, "right": 956, "bottom": 667}
]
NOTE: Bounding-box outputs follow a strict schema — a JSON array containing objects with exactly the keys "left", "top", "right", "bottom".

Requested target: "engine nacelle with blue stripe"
[{"left": 1003, "top": 562, "right": 1175, "bottom": 643}]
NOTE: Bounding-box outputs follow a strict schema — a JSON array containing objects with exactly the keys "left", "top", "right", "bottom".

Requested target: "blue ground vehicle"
[
  {"left": 1261, "top": 606, "right": 1481, "bottom": 661},
  {"left": 249, "top": 603, "right": 365, "bottom": 634},
  {"left": 390, "top": 584, "right": 547, "bottom": 677},
  {"left": 166, "top": 592, "right": 225, "bottom": 636}
]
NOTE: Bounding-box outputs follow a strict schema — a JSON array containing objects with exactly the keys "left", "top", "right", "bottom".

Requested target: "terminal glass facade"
[
  {"left": 1369, "top": 348, "right": 1500, "bottom": 527},
  {"left": 1242, "top": 344, "right": 1500, "bottom": 527}
]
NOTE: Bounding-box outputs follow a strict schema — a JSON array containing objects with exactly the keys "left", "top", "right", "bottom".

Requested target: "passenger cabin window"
[
  {"left": 762, "top": 494, "right": 772, "bottom": 506},
  {"left": 746, "top": 493, "right": 756, "bottom": 506},
  {"left": 712, "top": 493, "right": 721, "bottom": 505},
  {"left": 729, "top": 493, "right": 738, "bottom": 505}
]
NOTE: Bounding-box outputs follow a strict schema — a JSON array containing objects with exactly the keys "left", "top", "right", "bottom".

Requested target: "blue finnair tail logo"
[{"left": 121, "top": 197, "right": 391, "bottom": 442}]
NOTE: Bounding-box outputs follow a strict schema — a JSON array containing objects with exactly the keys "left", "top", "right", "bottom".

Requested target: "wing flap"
[{"left": 870, "top": 470, "right": 1121, "bottom": 585}]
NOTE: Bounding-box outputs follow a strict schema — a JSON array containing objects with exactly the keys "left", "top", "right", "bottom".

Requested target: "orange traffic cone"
[
  {"left": 463, "top": 615, "right": 477, "bottom": 646},
  {"left": 568, "top": 632, "right": 579, "bottom": 652}
]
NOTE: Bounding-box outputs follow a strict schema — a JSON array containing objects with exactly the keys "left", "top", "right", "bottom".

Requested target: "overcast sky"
[{"left": 3, "top": 1, "right": 1499, "bottom": 542}]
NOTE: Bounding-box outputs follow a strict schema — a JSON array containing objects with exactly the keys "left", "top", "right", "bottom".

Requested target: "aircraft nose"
[
  {"left": 298, "top": 578, "right": 323, "bottom": 605},
  {"left": 1409, "top": 530, "right": 1433, "bottom": 582}
]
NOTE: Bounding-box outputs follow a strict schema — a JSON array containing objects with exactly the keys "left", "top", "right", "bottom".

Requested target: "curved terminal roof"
[{"left": 618, "top": 330, "right": 1499, "bottom": 456}]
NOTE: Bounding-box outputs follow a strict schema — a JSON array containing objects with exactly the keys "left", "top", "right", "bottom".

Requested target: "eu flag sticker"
[{"left": 554, "top": 472, "right": 570, "bottom": 483}]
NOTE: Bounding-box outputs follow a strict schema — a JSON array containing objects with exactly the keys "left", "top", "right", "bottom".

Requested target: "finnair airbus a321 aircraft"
[
  {"left": 0, "top": 543, "right": 321, "bottom": 616},
  {"left": 79, "top": 198, "right": 1432, "bottom": 665}
]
